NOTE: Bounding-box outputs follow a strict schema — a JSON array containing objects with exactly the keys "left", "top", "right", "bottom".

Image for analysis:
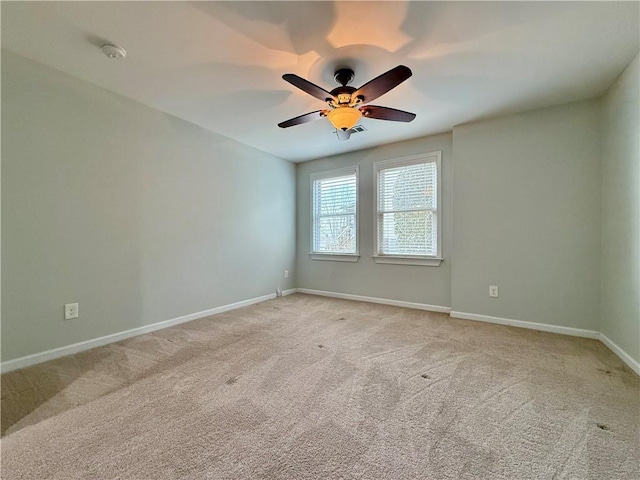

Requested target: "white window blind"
[
  {"left": 376, "top": 157, "right": 439, "bottom": 257},
  {"left": 312, "top": 168, "right": 358, "bottom": 254}
]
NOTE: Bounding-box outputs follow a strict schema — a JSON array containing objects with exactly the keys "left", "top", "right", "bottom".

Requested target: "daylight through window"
[
  {"left": 311, "top": 167, "right": 358, "bottom": 255},
  {"left": 376, "top": 154, "right": 440, "bottom": 257}
]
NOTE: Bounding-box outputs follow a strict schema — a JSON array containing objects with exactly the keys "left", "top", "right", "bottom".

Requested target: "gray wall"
[
  {"left": 5, "top": 48, "right": 637, "bottom": 366},
  {"left": 451, "top": 100, "right": 602, "bottom": 330},
  {"left": 601, "top": 52, "right": 640, "bottom": 362},
  {"left": 1, "top": 51, "right": 296, "bottom": 362},
  {"left": 296, "top": 134, "right": 453, "bottom": 307},
  {"left": 296, "top": 99, "right": 604, "bottom": 333}
]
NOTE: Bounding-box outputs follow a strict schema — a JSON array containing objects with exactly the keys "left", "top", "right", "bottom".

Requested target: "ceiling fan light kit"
[
  {"left": 327, "top": 106, "right": 362, "bottom": 131},
  {"left": 278, "top": 65, "right": 416, "bottom": 140}
]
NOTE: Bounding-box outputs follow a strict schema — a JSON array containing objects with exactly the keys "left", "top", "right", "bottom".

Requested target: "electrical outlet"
[
  {"left": 64, "top": 303, "right": 79, "bottom": 320},
  {"left": 276, "top": 287, "right": 282, "bottom": 297},
  {"left": 489, "top": 285, "right": 499, "bottom": 298},
  {"left": 284, "top": 270, "right": 289, "bottom": 278}
]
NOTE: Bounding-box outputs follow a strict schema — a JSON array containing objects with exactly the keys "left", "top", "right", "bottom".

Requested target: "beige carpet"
[{"left": 1, "top": 293, "right": 638, "bottom": 479}]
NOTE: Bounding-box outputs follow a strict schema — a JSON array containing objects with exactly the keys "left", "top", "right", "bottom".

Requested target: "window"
[
  {"left": 374, "top": 152, "right": 442, "bottom": 266},
  {"left": 310, "top": 166, "right": 359, "bottom": 261}
]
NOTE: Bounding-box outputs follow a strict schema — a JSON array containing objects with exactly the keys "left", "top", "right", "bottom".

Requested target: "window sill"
[
  {"left": 372, "top": 255, "right": 443, "bottom": 266},
  {"left": 309, "top": 253, "right": 360, "bottom": 263}
]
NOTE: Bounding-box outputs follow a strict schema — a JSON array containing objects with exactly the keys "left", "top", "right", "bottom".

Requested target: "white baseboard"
[
  {"left": 296, "top": 288, "right": 451, "bottom": 313},
  {"left": 599, "top": 334, "right": 640, "bottom": 376},
  {"left": 0, "top": 292, "right": 280, "bottom": 374},
  {"left": 3, "top": 288, "right": 637, "bottom": 378},
  {"left": 451, "top": 311, "right": 638, "bottom": 376},
  {"left": 450, "top": 311, "right": 600, "bottom": 339}
]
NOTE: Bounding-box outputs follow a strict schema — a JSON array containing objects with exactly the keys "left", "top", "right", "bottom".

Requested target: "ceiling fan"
[{"left": 278, "top": 65, "right": 416, "bottom": 140}]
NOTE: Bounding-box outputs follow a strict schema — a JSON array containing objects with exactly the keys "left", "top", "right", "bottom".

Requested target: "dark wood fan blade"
[
  {"left": 278, "top": 110, "right": 325, "bottom": 128},
  {"left": 353, "top": 65, "right": 412, "bottom": 103},
  {"left": 282, "top": 74, "right": 336, "bottom": 103},
  {"left": 360, "top": 105, "right": 416, "bottom": 122}
]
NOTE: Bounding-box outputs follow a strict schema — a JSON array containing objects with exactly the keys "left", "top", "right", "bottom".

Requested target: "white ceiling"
[{"left": 2, "top": 1, "right": 638, "bottom": 162}]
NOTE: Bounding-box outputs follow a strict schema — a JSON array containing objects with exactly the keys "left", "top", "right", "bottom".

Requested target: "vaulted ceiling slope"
[{"left": 2, "top": 1, "right": 638, "bottom": 162}]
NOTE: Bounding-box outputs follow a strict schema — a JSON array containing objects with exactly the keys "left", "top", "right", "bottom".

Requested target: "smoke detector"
[{"left": 102, "top": 44, "right": 126, "bottom": 60}]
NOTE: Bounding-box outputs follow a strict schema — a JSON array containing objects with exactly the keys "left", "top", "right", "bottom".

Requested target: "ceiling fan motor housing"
[{"left": 330, "top": 86, "right": 358, "bottom": 106}]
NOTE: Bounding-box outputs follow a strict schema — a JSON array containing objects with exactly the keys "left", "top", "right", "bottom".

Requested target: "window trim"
[
  {"left": 373, "top": 152, "right": 443, "bottom": 266},
  {"left": 309, "top": 165, "right": 360, "bottom": 262}
]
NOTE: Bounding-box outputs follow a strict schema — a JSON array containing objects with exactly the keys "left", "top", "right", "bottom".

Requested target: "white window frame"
[
  {"left": 373, "top": 152, "right": 443, "bottom": 266},
  {"left": 309, "top": 165, "right": 360, "bottom": 262}
]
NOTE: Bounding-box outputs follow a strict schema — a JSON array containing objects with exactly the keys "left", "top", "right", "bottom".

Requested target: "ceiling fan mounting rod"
[{"left": 334, "top": 68, "right": 355, "bottom": 87}]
